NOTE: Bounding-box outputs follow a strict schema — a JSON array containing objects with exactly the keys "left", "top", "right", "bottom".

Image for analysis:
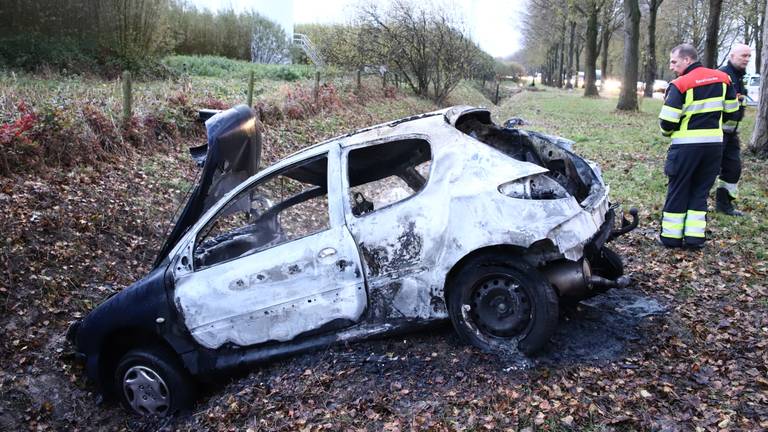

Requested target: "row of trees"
[
  {"left": 295, "top": 1, "right": 523, "bottom": 103},
  {"left": 519, "top": 0, "right": 766, "bottom": 104},
  {"left": 0, "top": 0, "right": 290, "bottom": 72},
  {"left": 1, "top": 0, "right": 515, "bottom": 103},
  {"left": 521, "top": 0, "right": 768, "bottom": 157}
]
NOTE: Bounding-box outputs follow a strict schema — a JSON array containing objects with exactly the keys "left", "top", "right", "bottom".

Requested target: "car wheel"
[
  {"left": 115, "top": 346, "right": 195, "bottom": 416},
  {"left": 448, "top": 257, "right": 559, "bottom": 355}
]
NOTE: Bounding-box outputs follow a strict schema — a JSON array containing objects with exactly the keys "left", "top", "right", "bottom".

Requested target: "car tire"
[
  {"left": 448, "top": 257, "right": 559, "bottom": 355},
  {"left": 114, "top": 346, "right": 195, "bottom": 417}
]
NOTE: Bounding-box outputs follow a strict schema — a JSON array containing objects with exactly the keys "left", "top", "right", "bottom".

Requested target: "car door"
[
  {"left": 340, "top": 136, "right": 447, "bottom": 320},
  {"left": 173, "top": 146, "right": 367, "bottom": 349}
]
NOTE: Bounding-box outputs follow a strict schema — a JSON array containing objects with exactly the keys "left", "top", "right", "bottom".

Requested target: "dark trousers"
[
  {"left": 719, "top": 132, "right": 742, "bottom": 186},
  {"left": 662, "top": 143, "right": 723, "bottom": 246}
]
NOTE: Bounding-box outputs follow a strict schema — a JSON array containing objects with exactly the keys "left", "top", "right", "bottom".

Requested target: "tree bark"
[
  {"left": 617, "top": 0, "right": 641, "bottom": 110},
  {"left": 703, "top": 0, "right": 724, "bottom": 68},
  {"left": 584, "top": 4, "right": 601, "bottom": 96},
  {"left": 567, "top": 20, "right": 576, "bottom": 89},
  {"left": 559, "top": 33, "right": 566, "bottom": 87},
  {"left": 576, "top": 39, "right": 582, "bottom": 87},
  {"left": 600, "top": 5, "right": 613, "bottom": 79},
  {"left": 643, "top": 0, "right": 662, "bottom": 98},
  {"left": 757, "top": 0, "right": 766, "bottom": 73},
  {"left": 749, "top": 0, "right": 768, "bottom": 156}
]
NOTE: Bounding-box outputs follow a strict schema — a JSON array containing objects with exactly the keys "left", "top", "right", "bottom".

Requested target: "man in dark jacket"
[
  {"left": 658, "top": 44, "right": 740, "bottom": 249},
  {"left": 716, "top": 43, "right": 752, "bottom": 216}
]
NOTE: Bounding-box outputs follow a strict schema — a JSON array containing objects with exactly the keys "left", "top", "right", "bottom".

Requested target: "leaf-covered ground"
[{"left": 1, "top": 85, "right": 767, "bottom": 431}]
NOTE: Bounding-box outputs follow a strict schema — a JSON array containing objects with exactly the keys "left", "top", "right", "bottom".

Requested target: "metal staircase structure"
[{"left": 292, "top": 33, "right": 325, "bottom": 69}]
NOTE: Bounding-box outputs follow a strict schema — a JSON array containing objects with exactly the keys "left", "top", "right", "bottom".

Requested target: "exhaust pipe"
[{"left": 541, "top": 259, "right": 630, "bottom": 301}]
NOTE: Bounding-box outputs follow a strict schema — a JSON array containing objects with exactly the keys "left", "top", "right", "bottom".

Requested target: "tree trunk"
[
  {"left": 584, "top": 5, "right": 601, "bottom": 96},
  {"left": 559, "top": 35, "right": 566, "bottom": 87},
  {"left": 567, "top": 21, "right": 576, "bottom": 89},
  {"left": 757, "top": 0, "right": 766, "bottom": 73},
  {"left": 576, "top": 40, "right": 582, "bottom": 88},
  {"left": 555, "top": 43, "right": 563, "bottom": 88},
  {"left": 643, "top": 0, "right": 662, "bottom": 98},
  {"left": 749, "top": 0, "right": 768, "bottom": 156},
  {"left": 617, "top": 0, "right": 641, "bottom": 110},
  {"left": 703, "top": 0, "right": 724, "bottom": 68},
  {"left": 600, "top": 6, "right": 612, "bottom": 79}
]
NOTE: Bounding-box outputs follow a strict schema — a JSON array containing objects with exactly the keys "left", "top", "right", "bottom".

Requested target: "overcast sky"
[{"left": 189, "top": 0, "right": 526, "bottom": 58}]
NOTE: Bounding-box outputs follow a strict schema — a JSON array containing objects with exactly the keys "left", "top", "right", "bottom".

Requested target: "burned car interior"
[
  {"left": 455, "top": 115, "right": 593, "bottom": 204},
  {"left": 347, "top": 138, "right": 431, "bottom": 216},
  {"left": 194, "top": 155, "right": 330, "bottom": 269}
]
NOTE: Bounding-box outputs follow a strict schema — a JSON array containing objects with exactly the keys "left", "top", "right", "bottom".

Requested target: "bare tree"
[
  {"left": 703, "top": 0, "right": 724, "bottom": 67},
  {"left": 749, "top": 0, "right": 768, "bottom": 156},
  {"left": 618, "top": 0, "right": 641, "bottom": 110},
  {"left": 356, "top": 0, "right": 475, "bottom": 103},
  {"left": 643, "top": 0, "right": 664, "bottom": 97},
  {"left": 599, "top": 0, "right": 623, "bottom": 79},
  {"left": 250, "top": 13, "right": 289, "bottom": 64},
  {"left": 575, "top": 0, "right": 608, "bottom": 96}
]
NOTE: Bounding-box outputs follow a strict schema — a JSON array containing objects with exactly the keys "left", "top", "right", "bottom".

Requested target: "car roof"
[{"left": 276, "top": 106, "right": 489, "bottom": 162}]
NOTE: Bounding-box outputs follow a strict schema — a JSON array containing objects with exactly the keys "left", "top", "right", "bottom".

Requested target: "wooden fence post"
[
  {"left": 122, "top": 71, "right": 132, "bottom": 121},
  {"left": 314, "top": 71, "right": 320, "bottom": 104},
  {"left": 357, "top": 69, "right": 362, "bottom": 92},
  {"left": 247, "top": 70, "right": 255, "bottom": 107},
  {"left": 495, "top": 81, "right": 500, "bottom": 105}
]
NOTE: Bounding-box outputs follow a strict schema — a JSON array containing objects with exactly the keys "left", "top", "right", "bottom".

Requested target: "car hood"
[{"left": 154, "top": 105, "right": 262, "bottom": 267}]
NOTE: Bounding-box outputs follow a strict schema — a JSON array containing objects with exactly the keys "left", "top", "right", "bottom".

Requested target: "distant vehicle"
[
  {"left": 636, "top": 80, "right": 668, "bottom": 93},
  {"left": 744, "top": 74, "right": 760, "bottom": 106},
  {"left": 653, "top": 80, "right": 669, "bottom": 92}
]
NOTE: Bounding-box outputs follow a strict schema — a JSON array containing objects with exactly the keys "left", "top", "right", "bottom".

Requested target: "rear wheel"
[
  {"left": 448, "top": 257, "right": 559, "bottom": 355},
  {"left": 114, "top": 346, "right": 195, "bottom": 416}
]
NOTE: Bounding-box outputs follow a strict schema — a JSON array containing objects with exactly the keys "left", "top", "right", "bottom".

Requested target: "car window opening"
[
  {"left": 193, "top": 155, "right": 330, "bottom": 269},
  {"left": 346, "top": 139, "right": 432, "bottom": 216}
]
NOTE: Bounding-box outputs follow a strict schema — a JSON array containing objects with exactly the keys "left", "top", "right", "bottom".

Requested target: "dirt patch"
[{"left": 535, "top": 288, "right": 666, "bottom": 365}]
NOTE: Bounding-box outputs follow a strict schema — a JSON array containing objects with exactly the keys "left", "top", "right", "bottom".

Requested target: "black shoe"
[
  {"left": 658, "top": 237, "right": 682, "bottom": 248},
  {"left": 683, "top": 241, "right": 705, "bottom": 250},
  {"left": 715, "top": 187, "right": 743, "bottom": 216}
]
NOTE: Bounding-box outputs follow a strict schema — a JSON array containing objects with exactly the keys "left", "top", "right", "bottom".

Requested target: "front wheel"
[
  {"left": 447, "top": 258, "right": 559, "bottom": 355},
  {"left": 114, "top": 346, "right": 195, "bottom": 416}
]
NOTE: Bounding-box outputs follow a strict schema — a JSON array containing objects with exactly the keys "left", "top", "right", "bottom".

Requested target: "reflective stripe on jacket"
[
  {"left": 719, "top": 62, "right": 747, "bottom": 134},
  {"left": 659, "top": 62, "right": 739, "bottom": 145}
]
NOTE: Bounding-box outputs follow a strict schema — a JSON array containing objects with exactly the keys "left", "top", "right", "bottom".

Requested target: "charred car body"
[{"left": 68, "top": 105, "right": 636, "bottom": 416}]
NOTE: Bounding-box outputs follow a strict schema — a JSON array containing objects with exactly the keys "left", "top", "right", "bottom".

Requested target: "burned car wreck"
[{"left": 68, "top": 105, "right": 637, "bottom": 416}]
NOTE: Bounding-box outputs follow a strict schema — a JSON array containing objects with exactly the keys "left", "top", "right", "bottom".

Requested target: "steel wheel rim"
[
  {"left": 468, "top": 273, "right": 532, "bottom": 338},
  {"left": 122, "top": 365, "right": 170, "bottom": 416}
]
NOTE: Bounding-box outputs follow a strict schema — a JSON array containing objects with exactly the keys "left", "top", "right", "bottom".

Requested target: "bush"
[
  {"left": 282, "top": 83, "right": 342, "bottom": 120},
  {"left": 162, "top": 55, "right": 314, "bottom": 81},
  {"left": 0, "top": 35, "right": 99, "bottom": 75}
]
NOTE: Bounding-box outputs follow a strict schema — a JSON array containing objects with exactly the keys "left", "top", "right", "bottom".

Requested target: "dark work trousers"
[
  {"left": 719, "top": 132, "right": 742, "bottom": 186},
  {"left": 662, "top": 143, "right": 723, "bottom": 246}
]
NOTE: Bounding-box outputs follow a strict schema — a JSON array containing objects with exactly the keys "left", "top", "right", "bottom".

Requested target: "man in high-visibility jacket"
[
  {"left": 716, "top": 43, "right": 752, "bottom": 216},
  {"left": 658, "top": 44, "right": 740, "bottom": 249}
]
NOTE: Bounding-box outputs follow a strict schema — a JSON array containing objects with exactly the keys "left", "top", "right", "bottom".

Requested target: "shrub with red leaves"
[
  {"left": 283, "top": 83, "right": 344, "bottom": 120},
  {"left": 0, "top": 101, "right": 40, "bottom": 175}
]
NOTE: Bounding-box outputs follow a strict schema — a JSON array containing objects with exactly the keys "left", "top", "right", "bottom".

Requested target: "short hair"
[{"left": 671, "top": 44, "right": 698, "bottom": 61}]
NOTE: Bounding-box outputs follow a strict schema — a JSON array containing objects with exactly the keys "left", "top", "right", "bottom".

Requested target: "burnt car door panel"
[
  {"left": 342, "top": 136, "right": 447, "bottom": 320},
  {"left": 174, "top": 151, "right": 367, "bottom": 349}
]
